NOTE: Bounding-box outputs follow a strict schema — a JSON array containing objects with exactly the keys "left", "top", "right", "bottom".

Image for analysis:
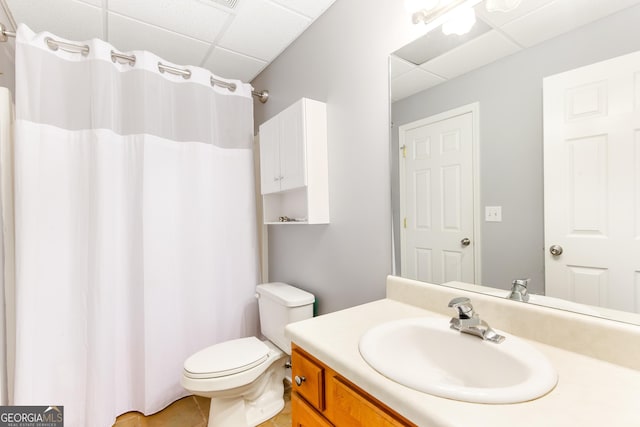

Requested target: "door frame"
[{"left": 398, "top": 102, "right": 481, "bottom": 283}]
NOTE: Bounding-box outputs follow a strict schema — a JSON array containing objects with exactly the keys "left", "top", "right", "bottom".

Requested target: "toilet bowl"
[{"left": 181, "top": 283, "right": 314, "bottom": 427}]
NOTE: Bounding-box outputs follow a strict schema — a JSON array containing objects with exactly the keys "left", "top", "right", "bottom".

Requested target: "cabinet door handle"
[{"left": 294, "top": 375, "right": 306, "bottom": 386}]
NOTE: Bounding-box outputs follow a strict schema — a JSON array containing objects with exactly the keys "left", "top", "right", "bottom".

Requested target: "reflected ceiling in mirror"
[
  {"left": 394, "top": 16, "right": 492, "bottom": 66},
  {"left": 390, "top": 0, "right": 640, "bottom": 102}
]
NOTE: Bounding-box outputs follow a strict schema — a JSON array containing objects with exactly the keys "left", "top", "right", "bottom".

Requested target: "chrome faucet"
[
  {"left": 507, "top": 278, "right": 530, "bottom": 302},
  {"left": 447, "top": 297, "right": 505, "bottom": 343}
]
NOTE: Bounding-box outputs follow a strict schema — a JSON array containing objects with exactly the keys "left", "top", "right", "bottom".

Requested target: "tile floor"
[{"left": 113, "top": 382, "right": 292, "bottom": 427}]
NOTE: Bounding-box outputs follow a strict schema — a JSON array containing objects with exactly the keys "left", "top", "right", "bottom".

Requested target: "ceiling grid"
[{"left": 4, "top": 0, "right": 336, "bottom": 82}]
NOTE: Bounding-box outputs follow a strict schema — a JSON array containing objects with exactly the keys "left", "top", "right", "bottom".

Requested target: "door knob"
[
  {"left": 460, "top": 238, "right": 471, "bottom": 247},
  {"left": 549, "top": 245, "right": 563, "bottom": 256},
  {"left": 294, "top": 375, "right": 306, "bottom": 386}
]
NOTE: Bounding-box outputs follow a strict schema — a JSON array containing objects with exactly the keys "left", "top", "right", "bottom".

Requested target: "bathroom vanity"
[{"left": 286, "top": 276, "right": 640, "bottom": 426}]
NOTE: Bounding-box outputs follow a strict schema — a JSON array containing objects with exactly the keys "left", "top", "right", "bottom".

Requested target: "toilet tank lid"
[{"left": 256, "top": 282, "right": 315, "bottom": 307}]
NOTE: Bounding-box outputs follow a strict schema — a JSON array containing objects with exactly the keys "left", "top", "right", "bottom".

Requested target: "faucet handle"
[
  {"left": 509, "top": 279, "right": 530, "bottom": 302},
  {"left": 448, "top": 297, "right": 475, "bottom": 319},
  {"left": 512, "top": 278, "right": 530, "bottom": 288}
]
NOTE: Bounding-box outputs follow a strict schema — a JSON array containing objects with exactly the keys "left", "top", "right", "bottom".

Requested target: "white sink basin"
[{"left": 359, "top": 317, "right": 557, "bottom": 404}]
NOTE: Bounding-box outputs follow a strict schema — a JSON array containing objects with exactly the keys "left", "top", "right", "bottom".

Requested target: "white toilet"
[{"left": 181, "top": 282, "right": 315, "bottom": 427}]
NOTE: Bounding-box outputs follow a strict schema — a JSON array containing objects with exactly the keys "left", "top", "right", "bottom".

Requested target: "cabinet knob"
[{"left": 294, "top": 375, "right": 306, "bottom": 386}]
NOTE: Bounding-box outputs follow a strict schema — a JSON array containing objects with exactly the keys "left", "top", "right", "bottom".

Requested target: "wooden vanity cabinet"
[{"left": 291, "top": 344, "right": 417, "bottom": 427}]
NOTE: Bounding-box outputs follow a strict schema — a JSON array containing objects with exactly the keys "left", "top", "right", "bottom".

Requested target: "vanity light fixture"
[{"left": 406, "top": 0, "right": 482, "bottom": 35}]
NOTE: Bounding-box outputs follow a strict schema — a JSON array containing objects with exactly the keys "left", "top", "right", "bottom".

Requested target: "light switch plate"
[{"left": 485, "top": 206, "right": 502, "bottom": 222}]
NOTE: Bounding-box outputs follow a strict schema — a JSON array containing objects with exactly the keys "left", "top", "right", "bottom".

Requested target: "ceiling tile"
[
  {"left": 108, "top": 0, "right": 231, "bottom": 42},
  {"left": 391, "top": 68, "right": 445, "bottom": 102},
  {"left": 7, "top": 0, "right": 103, "bottom": 41},
  {"left": 203, "top": 46, "right": 268, "bottom": 82},
  {"left": 501, "top": 0, "right": 640, "bottom": 47},
  {"left": 108, "top": 13, "right": 210, "bottom": 67},
  {"left": 421, "top": 30, "right": 521, "bottom": 79},
  {"left": 217, "top": 0, "right": 310, "bottom": 61},
  {"left": 75, "top": 0, "right": 102, "bottom": 6},
  {"left": 389, "top": 55, "right": 416, "bottom": 79},
  {"left": 268, "top": 0, "right": 336, "bottom": 19}
]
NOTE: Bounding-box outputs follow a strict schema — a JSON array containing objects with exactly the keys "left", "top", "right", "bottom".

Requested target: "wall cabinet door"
[
  {"left": 259, "top": 116, "right": 282, "bottom": 195},
  {"left": 279, "top": 101, "right": 307, "bottom": 192},
  {"left": 259, "top": 100, "right": 307, "bottom": 194}
]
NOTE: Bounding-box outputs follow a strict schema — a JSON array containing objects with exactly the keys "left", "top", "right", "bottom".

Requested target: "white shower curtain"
[{"left": 9, "top": 25, "right": 260, "bottom": 426}]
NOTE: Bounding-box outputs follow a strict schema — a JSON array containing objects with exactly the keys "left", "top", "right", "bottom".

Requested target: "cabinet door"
[
  {"left": 292, "top": 393, "right": 334, "bottom": 427},
  {"left": 292, "top": 349, "right": 325, "bottom": 411},
  {"left": 329, "top": 375, "right": 412, "bottom": 427},
  {"left": 259, "top": 116, "right": 281, "bottom": 195},
  {"left": 279, "top": 100, "right": 307, "bottom": 192}
]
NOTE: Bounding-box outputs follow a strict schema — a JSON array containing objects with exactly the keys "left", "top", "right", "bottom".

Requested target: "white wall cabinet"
[{"left": 259, "top": 98, "right": 329, "bottom": 224}]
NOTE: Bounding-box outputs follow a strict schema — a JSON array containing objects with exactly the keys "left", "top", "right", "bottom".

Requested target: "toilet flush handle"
[{"left": 294, "top": 375, "right": 306, "bottom": 386}]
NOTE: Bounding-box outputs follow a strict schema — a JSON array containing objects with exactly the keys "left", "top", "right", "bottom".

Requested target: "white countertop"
[{"left": 286, "top": 298, "right": 640, "bottom": 427}]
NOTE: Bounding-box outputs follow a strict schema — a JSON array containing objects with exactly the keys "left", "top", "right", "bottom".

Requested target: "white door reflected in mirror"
[
  {"left": 543, "top": 51, "right": 640, "bottom": 314},
  {"left": 399, "top": 104, "right": 479, "bottom": 283}
]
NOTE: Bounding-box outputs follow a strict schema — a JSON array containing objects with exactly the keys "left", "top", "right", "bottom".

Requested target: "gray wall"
[
  {"left": 392, "top": 5, "right": 640, "bottom": 294},
  {"left": 251, "top": 0, "right": 418, "bottom": 315},
  {"left": 0, "top": 6, "right": 15, "bottom": 94}
]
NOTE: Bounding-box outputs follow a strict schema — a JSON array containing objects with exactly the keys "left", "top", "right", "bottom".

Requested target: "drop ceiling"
[
  {"left": 3, "top": 0, "right": 336, "bottom": 84},
  {"left": 391, "top": 0, "right": 640, "bottom": 102}
]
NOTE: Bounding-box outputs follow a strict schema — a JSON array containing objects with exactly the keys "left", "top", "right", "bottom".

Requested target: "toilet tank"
[{"left": 256, "top": 282, "right": 314, "bottom": 354}]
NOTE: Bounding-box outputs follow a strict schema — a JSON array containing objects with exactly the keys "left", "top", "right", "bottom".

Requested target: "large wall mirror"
[{"left": 390, "top": 0, "right": 640, "bottom": 325}]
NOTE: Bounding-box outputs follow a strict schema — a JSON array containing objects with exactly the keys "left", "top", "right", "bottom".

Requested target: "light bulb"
[
  {"left": 442, "top": 6, "right": 476, "bottom": 35},
  {"left": 485, "top": 0, "right": 522, "bottom": 12}
]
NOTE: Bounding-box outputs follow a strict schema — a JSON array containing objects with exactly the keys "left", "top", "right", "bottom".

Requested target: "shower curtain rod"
[{"left": 0, "top": 23, "right": 270, "bottom": 103}]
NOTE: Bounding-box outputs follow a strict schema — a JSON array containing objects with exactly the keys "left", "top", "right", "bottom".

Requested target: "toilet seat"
[
  {"left": 184, "top": 337, "right": 269, "bottom": 379},
  {"left": 182, "top": 339, "right": 286, "bottom": 394}
]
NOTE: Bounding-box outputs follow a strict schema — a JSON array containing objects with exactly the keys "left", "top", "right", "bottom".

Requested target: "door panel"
[
  {"left": 415, "top": 248, "right": 433, "bottom": 283},
  {"left": 414, "top": 169, "right": 431, "bottom": 229},
  {"left": 441, "top": 164, "right": 461, "bottom": 231},
  {"left": 567, "top": 135, "right": 607, "bottom": 235},
  {"left": 567, "top": 266, "right": 608, "bottom": 306}
]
